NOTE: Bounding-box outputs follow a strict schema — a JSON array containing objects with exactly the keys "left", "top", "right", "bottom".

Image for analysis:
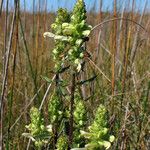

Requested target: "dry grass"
[{"left": 0, "top": 0, "right": 150, "bottom": 149}]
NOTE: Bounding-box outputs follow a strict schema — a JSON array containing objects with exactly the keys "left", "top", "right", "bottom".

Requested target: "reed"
[{"left": 0, "top": 0, "right": 149, "bottom": 149}]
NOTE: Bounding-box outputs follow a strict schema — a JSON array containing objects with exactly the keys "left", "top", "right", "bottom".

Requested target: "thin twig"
[
  {"left": 19, "top": 14, "right": 40, "bottom": 102},
  {"left": 130, "top": 0, "right": 147, "bottom": 64},
  {"left": 91, "top": 17, "right": 148, "bottom": 35},
  {"left": 9, "top": 83, "right": 45, "bottom": 131},
  {"left": 0, "top": 0, "right": 3, "bottom": 16},
  {"left": 87, "top": 57, "right": 111, "bottom": 83},
  {"left": 39, "top": 75, "right": 56, "bottom": 111},
  {"left": 0, "top": 1, "right": 17, "bottom": 148}
]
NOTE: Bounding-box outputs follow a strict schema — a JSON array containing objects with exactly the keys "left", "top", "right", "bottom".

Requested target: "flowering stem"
[
  {"left": 69, "top": 72, "right": 76, "bottom": 149},
  {"left": 53, "top": 73, "right": 60, "bottom": 148}
]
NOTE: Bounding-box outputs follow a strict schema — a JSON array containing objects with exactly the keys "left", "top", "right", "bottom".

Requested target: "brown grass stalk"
[
  {"left": 0, "top": 0, "right": 3, "bottom": 16},
  {"left": 0, "top": 0, "right": 17, "bottom": 148},
  {"left": 6, "top": 0, "right": 19, "bottom": 147}
]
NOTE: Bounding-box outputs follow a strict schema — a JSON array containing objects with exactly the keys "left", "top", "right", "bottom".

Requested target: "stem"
[
  {"left": 7, "top": 0, "right": 19, "bottom": 147},
  {"left": 69, "top": 73, "right": 76, "bottom": 149},
  {"left": 111, "top": 0, "right": 117, "bottom": 115},
  {"left": 53, "top": 73, "right": 59, "bottom": 149},
  {"left": 112, "top": 0, "right": 117, "bottom": 94},
  {"left": 19, "top": 14, "right": 40, "bottom": 103},
  {"left": 0, "top": 0, "right": 17, "bottom": 148},
  {"left": 0, "top": 0, "right": 3, "bottom": 16},
  {"left": 121, "top": 20, "right": 129, "bottom": 108}
]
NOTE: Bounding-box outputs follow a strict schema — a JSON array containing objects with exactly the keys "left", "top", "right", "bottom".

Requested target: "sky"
[{"left": 5, "top": 0, "right": 150, "bottom": 12}]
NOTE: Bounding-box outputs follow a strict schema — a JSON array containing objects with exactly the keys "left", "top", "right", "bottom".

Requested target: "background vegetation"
[{"left": 0, "top": 0, "right": 150, "bottom": 149}]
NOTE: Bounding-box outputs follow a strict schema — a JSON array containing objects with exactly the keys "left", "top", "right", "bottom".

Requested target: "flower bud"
[{"left": 75, "top": 39, "right": 83, "bottom": 46}]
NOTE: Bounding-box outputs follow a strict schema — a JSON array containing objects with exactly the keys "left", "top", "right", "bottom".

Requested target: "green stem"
[{"left": 69, "top": 73, "right": 76, "bottom": 149}]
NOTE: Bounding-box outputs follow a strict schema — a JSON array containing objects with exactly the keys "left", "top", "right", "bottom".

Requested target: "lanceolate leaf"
[{"left": 41, "top": 75, "right": 52, "bottom": 83}]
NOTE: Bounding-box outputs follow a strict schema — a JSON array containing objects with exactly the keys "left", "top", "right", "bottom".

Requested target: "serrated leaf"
[{"left": 34, "top": 132, "right": 50, "bottom": 139}]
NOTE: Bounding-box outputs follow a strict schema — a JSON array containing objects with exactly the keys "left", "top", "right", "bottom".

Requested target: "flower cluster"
[
  {"left": 51, "top": 8, "right": 70, "bottom": 71},
  {"left": 44, "top": 0, "right": 92, "bottom": 72},
  {"left": 48, "top": 93, "right": 63, "bottom": 124},
  {"left": 73, "top": 92, "right": 87, "bottom": 148},
  {"left": 80, "top": 105, "right": 115, "bottom": 150},
  {"left": 51, "top": 8, "right": 70, "bottom": 35},
  {"left": 74, "top": 98, "right": 86, "bottom": 128},
  {"left": 22, "top": 107, "right": 51, "bottom": 149},
  {"left": 63, "top": 0, "right": 92, "bottom": 71},
  {"left": 56, "top": 135, "right": 68, "bottom": 150}
]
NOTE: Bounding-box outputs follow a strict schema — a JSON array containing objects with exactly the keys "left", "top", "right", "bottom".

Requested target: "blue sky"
[{"left": 6, "top": 0, "right": 150, "bottom": 12}]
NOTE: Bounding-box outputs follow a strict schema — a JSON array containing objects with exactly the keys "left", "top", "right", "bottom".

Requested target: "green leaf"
[
  {"left": 41, "top": 76, "right": 52, "bottom": 83},
  {"left": 80, "top": 130, "right": 91, "bottom": 139},
  {"left": 71, "top": 148, "right": 87, "bottom": 150},
  {"left": 85, "top": 143, "right": 99, "bottom": 149}
]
